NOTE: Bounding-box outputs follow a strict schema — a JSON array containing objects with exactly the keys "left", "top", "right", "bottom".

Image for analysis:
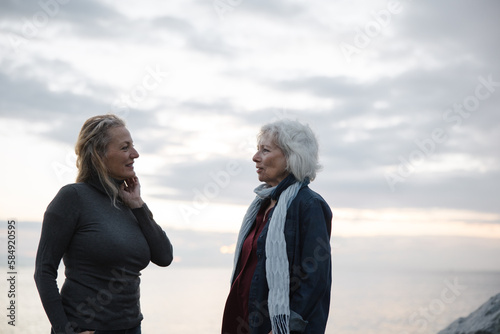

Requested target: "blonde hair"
[
  {"left": 258, "top": 119, "right": 321, "bottom": 182},
  {"left": 75, "top": 114, "right": 126, "bottom": 206}
]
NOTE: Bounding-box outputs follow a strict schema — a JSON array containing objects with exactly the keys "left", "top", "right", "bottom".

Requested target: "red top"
[{"left": 221, "top": 199, "right": 271, "bottom": 334}]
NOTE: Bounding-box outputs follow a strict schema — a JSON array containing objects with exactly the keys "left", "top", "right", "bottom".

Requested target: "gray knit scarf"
[{"left": 231, "top": 176, "right": 305, "bottom": 334}]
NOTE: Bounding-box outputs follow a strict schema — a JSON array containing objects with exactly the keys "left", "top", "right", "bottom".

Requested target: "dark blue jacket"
[{"left": 233, "top": 182, "right": 332, "bottom": 333}]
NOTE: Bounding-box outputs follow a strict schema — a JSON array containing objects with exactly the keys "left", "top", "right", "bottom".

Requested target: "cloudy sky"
[{"left": 1, "top": 0, "right": 499, "bottom": 268}]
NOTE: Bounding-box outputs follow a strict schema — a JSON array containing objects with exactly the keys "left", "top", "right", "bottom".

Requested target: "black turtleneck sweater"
[{"left": 34, "top": 178, "right": 173, "bottom": 334}]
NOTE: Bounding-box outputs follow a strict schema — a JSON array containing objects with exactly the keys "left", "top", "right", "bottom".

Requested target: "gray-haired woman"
[{"left": 222, "top": 119, "right": 333, "bottom": 334}]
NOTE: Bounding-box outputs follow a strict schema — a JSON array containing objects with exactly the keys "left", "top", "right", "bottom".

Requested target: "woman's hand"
[
  {"left": 79, "top": 331, "right": 94, "bottom": 334},
  {"left": 119, "top": 176, "right": 145, "bottom": 209}
]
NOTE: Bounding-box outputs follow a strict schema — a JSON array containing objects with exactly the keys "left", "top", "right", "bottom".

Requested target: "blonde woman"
[{"left": 35, "top": 114, "right": 173, "bottom": 334}]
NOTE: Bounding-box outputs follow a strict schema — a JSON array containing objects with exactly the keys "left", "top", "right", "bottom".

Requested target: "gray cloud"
[
  {"left": 147, "top": 157, "right": 255, "bottom": 204},
  {"left": 0, "top": 70, "right": 105, "bottom": 118},
  {"left": 1, "top": 0, "right": 499, "bottom": 216},
  {"left": 239, "top": 0, "right": 304, "bottom": 17},
  {"left": 395, "top": 1, "right": 500, "bottom": 62}
]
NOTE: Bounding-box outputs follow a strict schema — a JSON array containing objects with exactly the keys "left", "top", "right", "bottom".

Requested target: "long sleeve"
[
  {"left": 34, "top": 185, "right": 80, "bottom": 334},
  {"left": 131, "top": 204, "right": 173, "bottom": 267},
  {"left": 289, "top": 196, "right": 332, "bottom": 333}
]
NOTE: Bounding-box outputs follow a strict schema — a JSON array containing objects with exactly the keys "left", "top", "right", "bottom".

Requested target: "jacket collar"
[{"left": 270, "top": 173, "right": 307, "bottom": 201}]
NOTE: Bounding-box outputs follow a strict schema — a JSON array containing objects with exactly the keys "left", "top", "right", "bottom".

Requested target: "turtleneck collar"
[{"left": 86, "top": 172, "right": 124, "bottom": 196}]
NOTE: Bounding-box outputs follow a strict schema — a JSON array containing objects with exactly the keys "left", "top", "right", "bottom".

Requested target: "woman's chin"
[{"left": 114, "top": 172, "right": 136, "bottom": 180}]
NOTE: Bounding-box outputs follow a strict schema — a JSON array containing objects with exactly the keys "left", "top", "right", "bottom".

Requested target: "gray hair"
[{"left": 258, "top": 119, "right": 321, "bottom": 182}]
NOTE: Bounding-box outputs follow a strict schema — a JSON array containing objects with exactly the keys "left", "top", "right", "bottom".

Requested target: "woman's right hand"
[{"left": 79, "top": 331, "right": 95, "bottom": 334}]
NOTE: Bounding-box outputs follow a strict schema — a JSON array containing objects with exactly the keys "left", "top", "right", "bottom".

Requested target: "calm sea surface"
[{"left": 1, "top": 266, "right": 499, "bottom": 334}]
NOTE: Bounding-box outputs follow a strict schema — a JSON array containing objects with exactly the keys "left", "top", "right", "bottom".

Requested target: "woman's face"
[
  {"left": 252, "top": 134, "right": 289, "bottom": 186},
  {"left": 103, "top": 126, "right": 139, "bottom": 180}
]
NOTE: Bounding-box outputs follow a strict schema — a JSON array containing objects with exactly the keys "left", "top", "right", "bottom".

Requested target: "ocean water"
[{"left": 1, "top": 266, "right": 499, "bottom": 334}]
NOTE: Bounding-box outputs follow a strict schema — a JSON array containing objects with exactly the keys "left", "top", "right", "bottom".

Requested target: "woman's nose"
[
  {"left": 131, "top": 147, "right": 140, "bottom": 158},
  {"left": 252, "top": 152, "right": 260, "bottom": 162}
]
